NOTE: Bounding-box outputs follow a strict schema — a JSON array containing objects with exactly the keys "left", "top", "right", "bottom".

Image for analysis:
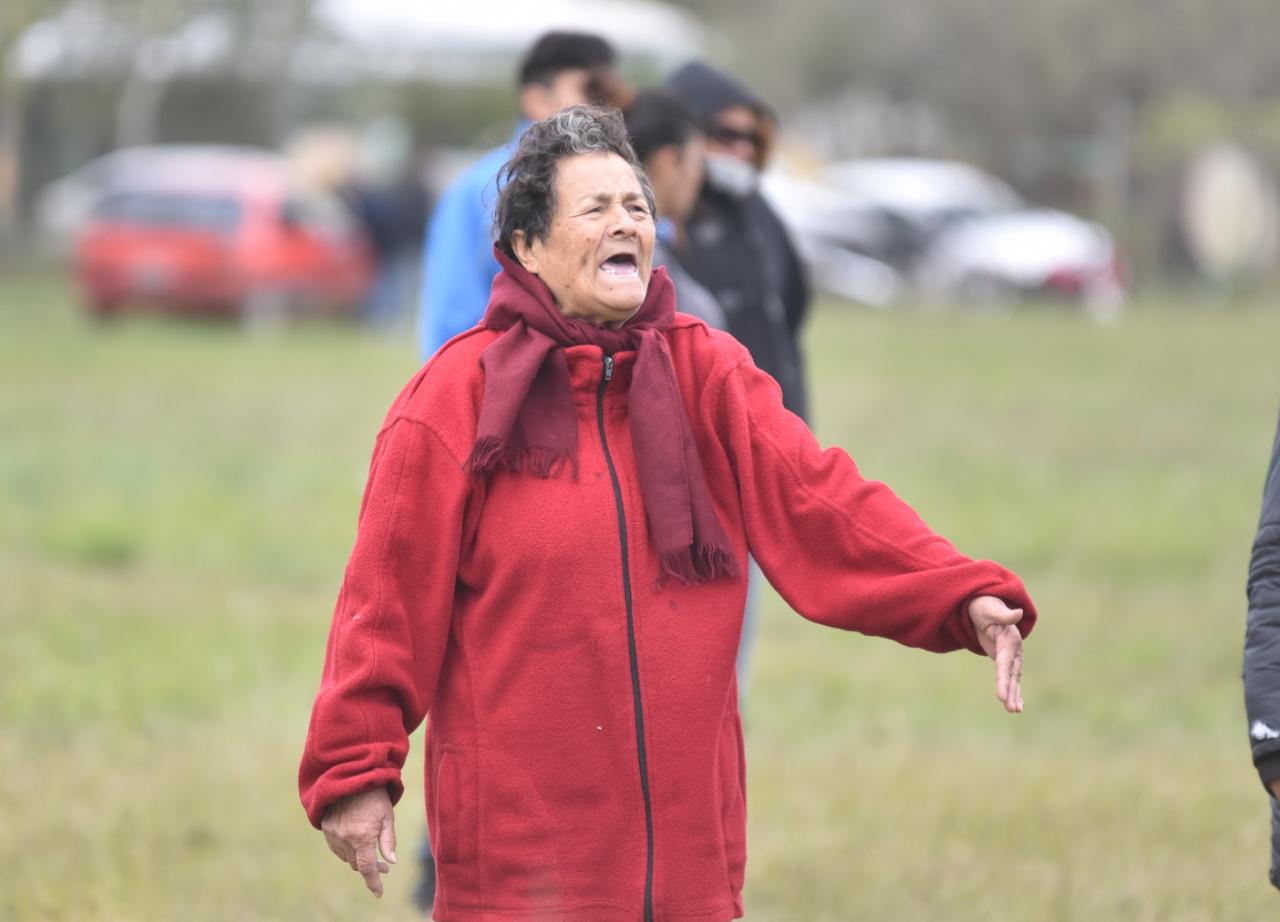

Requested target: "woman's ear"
[{"left": 511, "top": 230, "right": 542, "bottom": 275}]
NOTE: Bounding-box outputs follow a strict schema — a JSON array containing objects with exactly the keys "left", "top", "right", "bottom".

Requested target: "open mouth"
[{"left": 600, "top": 253, "right": 638, "bottom": 276}]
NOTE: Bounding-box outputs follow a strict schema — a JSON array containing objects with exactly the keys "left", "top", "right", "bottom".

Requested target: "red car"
[{"left": 74, "top": 146, "right": 373, "bottom": 322}]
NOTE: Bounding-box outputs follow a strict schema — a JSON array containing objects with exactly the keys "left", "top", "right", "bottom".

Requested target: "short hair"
[
  {"left": 518, "top": 32, "right": 615, "bottom": 88},
  {"left": 495, "top": 106, "right": 655, "bottom": 261},
  {"left": 623, "top": 90, "right": 702, "bottom": 165}
]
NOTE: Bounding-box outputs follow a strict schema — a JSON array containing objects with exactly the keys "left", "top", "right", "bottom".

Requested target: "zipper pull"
[{"left": 603, "top": 355, "right": 614, "bottom": 382}]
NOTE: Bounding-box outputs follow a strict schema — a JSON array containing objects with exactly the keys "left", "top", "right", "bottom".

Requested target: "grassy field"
[{"left": 1, "top": 268, "right": 1278, "bottom": 921}]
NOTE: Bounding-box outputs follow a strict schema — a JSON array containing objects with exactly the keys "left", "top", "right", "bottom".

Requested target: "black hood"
[{"left": 665, "top": 61, "right": 776, "bottom": 128}]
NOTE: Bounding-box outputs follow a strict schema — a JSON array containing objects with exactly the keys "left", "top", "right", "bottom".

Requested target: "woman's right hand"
[
  {"left": 321, "top": 788, "right": 398, "bottom": 898},
  {"left": 968, "top": 595, "right": 1025, "bottom": 713}
]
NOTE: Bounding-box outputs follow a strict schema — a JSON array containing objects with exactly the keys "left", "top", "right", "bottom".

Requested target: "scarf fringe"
[
  {"left": 467, "top": 437, "right": 571, "bottom": 479},
  {"left": 660, "top": 544, "right": 741, "bottom": 585}
]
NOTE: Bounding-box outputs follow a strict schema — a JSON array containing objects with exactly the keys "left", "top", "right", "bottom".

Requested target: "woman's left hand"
[
  {"left": 321, "top": 788, "right": 398, "bottom": 898},
  {"left": 968, "top": 595, "right": 1025, "bottom": 713}
]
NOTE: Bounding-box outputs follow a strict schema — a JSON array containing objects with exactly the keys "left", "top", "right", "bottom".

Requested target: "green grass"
[{"left": 1, "top": 272, "right": 1277, "bottom": 920}]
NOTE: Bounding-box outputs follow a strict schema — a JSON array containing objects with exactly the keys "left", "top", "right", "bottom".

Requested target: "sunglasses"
[{"left": 708, "top": 125, "right": 763, "bottom": 148}]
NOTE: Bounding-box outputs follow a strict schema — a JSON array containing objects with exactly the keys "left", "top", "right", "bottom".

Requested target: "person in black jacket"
[
  {"left": 1245, "top": 410, "right": 1280, "bottom": 890},
  {"left": 666, "top": 61, "right": 810, "bottom": 422}
]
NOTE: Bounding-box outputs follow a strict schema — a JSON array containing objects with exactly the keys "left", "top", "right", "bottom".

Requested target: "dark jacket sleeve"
[
  {"left": 773, "top": 206, "right": 810, "bottom": 338},
  {"left": 1245, "top": 410, "right": 1280, "bottom": 792}
]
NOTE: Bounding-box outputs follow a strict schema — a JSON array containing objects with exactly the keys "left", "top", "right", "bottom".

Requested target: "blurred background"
[{"left": 2, "top": 1, "right": 1280, "bottom": 919}]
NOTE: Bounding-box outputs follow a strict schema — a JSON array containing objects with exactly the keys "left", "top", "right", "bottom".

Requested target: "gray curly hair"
[{"left": 494, "top": 106, "right": 656, "bottom": 260}]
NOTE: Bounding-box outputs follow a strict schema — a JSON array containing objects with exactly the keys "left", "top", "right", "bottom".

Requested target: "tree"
[
  {"left": 0, "top": 0, "right": 50, "bottom": 239},
  {"left": 108, "top": 0, "right": 315, "bottom": 148}
]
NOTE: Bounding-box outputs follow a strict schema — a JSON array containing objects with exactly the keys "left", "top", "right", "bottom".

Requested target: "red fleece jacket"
[{"left": 299, "top": 315, "right": 1037, "bottom": 921}]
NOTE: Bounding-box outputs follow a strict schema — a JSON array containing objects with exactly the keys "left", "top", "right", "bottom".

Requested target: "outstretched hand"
[
  {"left": 321, "top": 788, "right": 398, "bottom": 898},
  {"left": 968, "top": 595, "right": 1025, "bottom": 713}
]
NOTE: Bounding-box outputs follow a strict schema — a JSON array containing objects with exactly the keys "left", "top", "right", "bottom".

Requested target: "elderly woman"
[{"left": 299, "top": 107, "right": 1036, "bottom": 922}]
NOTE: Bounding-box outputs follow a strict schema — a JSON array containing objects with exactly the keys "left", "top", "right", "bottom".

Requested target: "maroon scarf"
[{"left": 468, "top": 247, "right": 738, "bottom": 584}]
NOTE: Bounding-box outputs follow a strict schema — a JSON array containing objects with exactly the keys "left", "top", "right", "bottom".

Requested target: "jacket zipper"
[{"left": 597, "top": 353, "right": 656, "bottom": 922}]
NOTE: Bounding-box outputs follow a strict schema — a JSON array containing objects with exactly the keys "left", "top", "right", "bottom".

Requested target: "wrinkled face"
[
  {"left": 514, "top": 152, "right": 655, "bottom": 327},
  {"left": 705, "top": 104, "right": 764, "bottom": 164}
]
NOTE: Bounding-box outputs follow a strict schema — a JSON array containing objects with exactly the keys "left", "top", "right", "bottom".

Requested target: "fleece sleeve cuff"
[
  {"left": 1257, "top": 751, "right": 1280, "bottom": 793},
  {"left": 303, "top": 768, "right": 405, "bottom": 829}
]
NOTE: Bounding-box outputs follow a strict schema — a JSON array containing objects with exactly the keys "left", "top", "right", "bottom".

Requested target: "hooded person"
[{"left": 666, "top": 60, "right": 810, "bottom": 422}]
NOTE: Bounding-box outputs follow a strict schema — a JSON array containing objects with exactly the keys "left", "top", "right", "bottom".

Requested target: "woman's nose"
[{"left": 607, "top": 205, "right": 639, "bottom": 236}]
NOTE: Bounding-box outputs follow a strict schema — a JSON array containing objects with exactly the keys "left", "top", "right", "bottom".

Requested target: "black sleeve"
[
  {"left": 771, "top": 205, "right": 810, "bottom": 337},
  {"left": 1245, "top": 409, "right": 1280, "bottom": 793}
]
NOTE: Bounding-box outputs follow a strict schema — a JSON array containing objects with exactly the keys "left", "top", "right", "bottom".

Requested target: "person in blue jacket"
[{"left": 417, "top": 32, "right": 624, "bottom": 361}]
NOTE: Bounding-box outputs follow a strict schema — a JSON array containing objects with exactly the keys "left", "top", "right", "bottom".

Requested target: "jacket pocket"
[{"left": 431, "top": 746, "right": 477, "bottom": 866}]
